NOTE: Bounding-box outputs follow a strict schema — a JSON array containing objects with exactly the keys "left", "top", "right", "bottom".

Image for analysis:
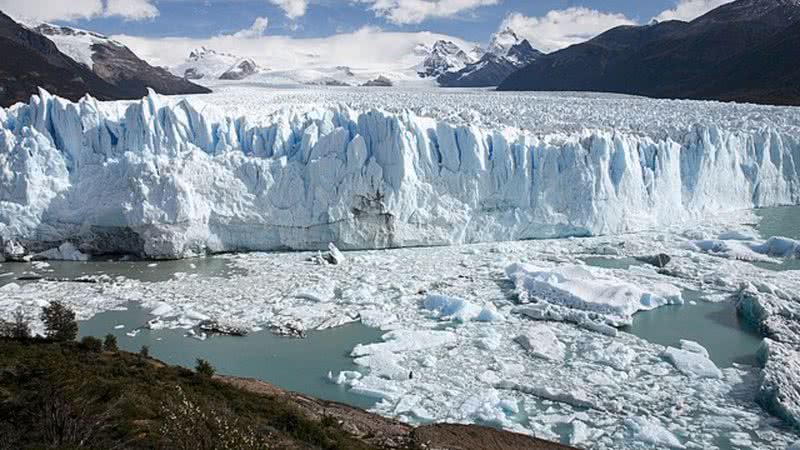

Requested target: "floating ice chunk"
[
  {"left": 423, "top": 294, "right": 482, "bottom": 322},
  {"left": 349, "top": 375, "right": 403, "bottom": 401},
  {"left": 752, "top": 237, "right": 800, "bottom": 259},
  {"left": 185, "top": 310, "right": 211, "bottom": 321},
  {"left": 679, "top": 339, "right": 710, "bottom": 358},
  {"left": 34, "top": 243, "right": 89, "bottom": 261},
  {"left": 476, "top": 304, "right": 505, "bottom": 322},
  {"left": 506, "top": 263, "right": 682, "bottom": 324},
  {"left": 422, "top": 294, "right": 502, "bottom": 323},
  {"left": 327, "top": 243, "right": 345, "bottom": 265},
  {"left": 354, "top": 352, "right": 409, "bottom": 381},
  {"left": 328, "top": 370, "right": 362, "bottom": 385},
  {"left": 625, "top": 416, "right": 685, "bottom": 449},
  {"left": 688, "top": 236, "right": 800, "bottom": 261},
  {"left": 499, "top": 381, "right": 597, "bottom": 409},
  {"left": 570, "top": 420, "right": 603, "bottom": 447},
  {"left": 663, "top": 346, "right": 722, "bottom": 379},
  {"left": 294, "top": 281, "right": 336, "bottom": 303},
  {"left": 514, "top": 326, "right": 566, "bottom": 361},
  {"left": 150, "top": 302, "right": 174, "bottom": 317},
  {"left": 352, "top": 330, "right": 457, "bottom": 357},
  {"left": 113, "top": 324, "right": 125, "bottom": 329},
  {"left": 719, "top": 229, "right": 759, "bottom": 241}
]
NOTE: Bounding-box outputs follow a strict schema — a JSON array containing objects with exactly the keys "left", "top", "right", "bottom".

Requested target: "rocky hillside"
[
  {"left": 34, "top": 23, "right": 210, "bottom": 98},
  {"left": 498, "top": 0, "right": 800, "bottom": 105}
]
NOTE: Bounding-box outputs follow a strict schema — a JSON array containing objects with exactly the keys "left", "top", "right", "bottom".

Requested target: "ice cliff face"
[{"left": 1, "top": 89, "right": 799, "bottom": 259}]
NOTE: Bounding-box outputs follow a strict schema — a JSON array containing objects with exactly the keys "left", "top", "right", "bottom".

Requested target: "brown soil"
[{"left": 220, "top": 375, "right": 578, "bottom": 450}]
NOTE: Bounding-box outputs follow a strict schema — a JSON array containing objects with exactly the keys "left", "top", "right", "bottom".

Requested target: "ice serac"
[{"left": 1, "top": 90, "right": 800, "bottom": 259}]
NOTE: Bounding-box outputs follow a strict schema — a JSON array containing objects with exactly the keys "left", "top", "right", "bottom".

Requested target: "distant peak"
[{"left": 488, "top": 27, "right": 524, "bottom": 56}]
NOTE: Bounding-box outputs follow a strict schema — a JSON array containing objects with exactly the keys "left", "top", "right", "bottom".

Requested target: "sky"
[{"left": 0, "top": 0, "right": 734, "bottom": 68}]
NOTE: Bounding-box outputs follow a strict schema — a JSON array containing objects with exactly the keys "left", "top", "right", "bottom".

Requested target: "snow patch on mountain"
[
  {"left": 34, "top": 23, "right": 125, "bottom": 68},
  {"left": 175, "top": 47, "right": 243, "bottom": 80}
]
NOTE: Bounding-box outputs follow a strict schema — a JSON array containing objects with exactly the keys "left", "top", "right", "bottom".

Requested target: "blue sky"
[{"left": 1, "top": 0, "right": 727, "bottom": 43}]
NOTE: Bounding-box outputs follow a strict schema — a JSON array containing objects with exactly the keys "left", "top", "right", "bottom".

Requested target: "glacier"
[{"left": 1, "top": 88, "right": 799, "bottom": 259}]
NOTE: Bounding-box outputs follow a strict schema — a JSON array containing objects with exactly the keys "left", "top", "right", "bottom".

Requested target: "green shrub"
[
  {"left": 195, "top": 359, "right": 215, "bottom": 378},
  {"left": 40, "top": 301, "right": 78, "bottom": 342},
  {"left": 103, "top": 334, "right": 118, "bottom": 352},
  {"left": 80, "top": 336, "right": 103, "bottom": 352},
  {"left": 11, "top": 310, "right": 30, "bottom": 340}
]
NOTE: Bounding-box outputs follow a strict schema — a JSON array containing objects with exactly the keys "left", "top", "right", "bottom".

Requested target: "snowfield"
[{"left": 1, "top": 85, "right": 799, "bottom": 259}]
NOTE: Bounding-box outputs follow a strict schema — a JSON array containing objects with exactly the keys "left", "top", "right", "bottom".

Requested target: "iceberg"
[
  {"left": 506, "top": 263, "right": 683, "bottom": 325},
  {"left": 1, "top": 89, "right": 799, "bottom": 259}
]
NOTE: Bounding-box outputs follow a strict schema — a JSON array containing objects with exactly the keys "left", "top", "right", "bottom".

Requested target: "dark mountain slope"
[
  {"left": 34, "top": 23, "right": 210, "bottom": 98},
  {"left": 498, "top": 0, "right": 800, "bottom": 106},
  {"left": 0, "top": 11, "right": 119, "bottom": 106}
]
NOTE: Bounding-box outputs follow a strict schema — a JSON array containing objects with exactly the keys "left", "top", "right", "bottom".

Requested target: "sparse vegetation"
[
  {"left": 195, "top": 358, "right": 215, "bottom": 378},
  {"left": 40, "top": 301, "right": 78, "bottom": 342},
  {"left": 79, "top": 336, "right": 103, "bottom": 353},
  {"left": 0, "top": 339, "right": 381, "bottom": 450},
  {"left": 103, "top": 334, "right": 118, "bottom": 352}
]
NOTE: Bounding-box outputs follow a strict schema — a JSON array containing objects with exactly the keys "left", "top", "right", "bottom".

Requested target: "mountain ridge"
[{"left": 498, "top": 0, "right": 800, "bottom": 105}]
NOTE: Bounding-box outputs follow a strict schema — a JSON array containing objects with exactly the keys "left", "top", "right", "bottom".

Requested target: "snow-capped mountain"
[
  {"left": 34, "top": 23, "right": 210, "bottom": 98},
  {"left": 416, "top": 40, "right": 476, "bottom": 78},
  {"left": 437, "top": 29, "right": 543, "bottom": 87},
  {"left": 486, "top": 27, "right": 524, "bottom": 56},
  {"left": 174, "top": 47, "right": 262, "bottom": 81},
  {"left": 0, "top": 12, "right": 207, "bottom": 107},
  {"left": 219, "top": 58, "right": 261, "bottom": 80}
]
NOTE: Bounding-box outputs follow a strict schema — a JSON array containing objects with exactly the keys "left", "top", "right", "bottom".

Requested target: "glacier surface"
[{"left": 1, "top": 88, "right": 800, "bottom": 259}]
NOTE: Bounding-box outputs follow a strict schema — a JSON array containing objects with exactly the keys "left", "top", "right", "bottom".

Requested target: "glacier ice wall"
[{"left": 1, "top": 89, "right": 799, "bottom": 258}]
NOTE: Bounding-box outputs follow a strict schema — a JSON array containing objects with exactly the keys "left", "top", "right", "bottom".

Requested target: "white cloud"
[
  {"left": 0, "top": 0, "right": 104, "bottom": 22},
  {"left": 0, "top": 0, "right": 159, "bottom": 22},
  {"left": 270, "top": 0, "right": 308, "bottom": 19},
  {"left": 104, "top": 0, "right": 159, "bottom": 21},
  {"left": 654, "top": 0, "right": 733, "bottom": 22},
  {"left": 499, "top": 8, "right": 636, "bottom": 53},
  {"left": 115, "top": 27, "right": 476, "bottom": 72},
  {"left": 358, "top": 0, "right": 499, "bottom": 25},
  {"left": 233, "top": 17, "right": 269, "bottom": 38}
]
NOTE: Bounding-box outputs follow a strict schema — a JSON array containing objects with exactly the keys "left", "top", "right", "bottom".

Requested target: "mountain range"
[
  {"left": 417, "top": 28, "right": 544, "bottom": 88},
  {"left": 498, "top": 0, "right": 800, "bottom": 106},
  {"left": 0, "top": 12, "right": 208, "bottom": 107}
]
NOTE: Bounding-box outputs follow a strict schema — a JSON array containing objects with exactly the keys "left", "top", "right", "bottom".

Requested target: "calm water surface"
[{"left": 79, "top": 306, "right": 383, "bottom": 409}]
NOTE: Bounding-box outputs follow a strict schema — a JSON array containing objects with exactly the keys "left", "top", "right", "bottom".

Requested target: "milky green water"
[
  {"left": 78, "top": 306, "right": 383, "bottom": 410},
  {"left": 753, "top": 206, "right": 800, "bottom": 271},
  {"left": 620, "top": 291, "right": 763, "bottom": 367}
]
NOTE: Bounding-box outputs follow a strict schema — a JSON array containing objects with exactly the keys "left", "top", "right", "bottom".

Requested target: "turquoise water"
[
  {"left": 78, "top": 306, "right": 383, "bottom": 409},
  {"left": 753, "top": 206, "right": 800, "bottom": 271},
  {"left": 756, "top": 206, "right": 800, "bottom": 240},
  {"left": 0, "top": 256, "right": 246, "bottom": 287},
  {"left": 622, "top": 291, "right": 764, "bottom": 368}
]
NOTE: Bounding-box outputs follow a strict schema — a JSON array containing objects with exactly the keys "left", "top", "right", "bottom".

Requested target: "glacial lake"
[
  {"left": 78, "top": 305, "right": 384, "bottom": 410},
  {"left": 2, "top": 205, "right": 797, "bottom": 412}
]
